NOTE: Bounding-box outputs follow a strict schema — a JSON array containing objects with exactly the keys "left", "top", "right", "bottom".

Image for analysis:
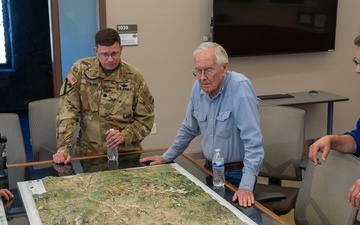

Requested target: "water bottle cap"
[{"left": 215, "top": 149, "right": 220, "bottom": 152}]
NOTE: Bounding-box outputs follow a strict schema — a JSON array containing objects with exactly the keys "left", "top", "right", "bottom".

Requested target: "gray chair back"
[
  {"left": 254, "top": 106, "right": 305, "bottom": 215},
  {"left": 29, "top": 98, "right": 59, "bottom": 161},
  {"left": 0, "top": 113, "right": 26, "bottom": 164},
  {"left": 259, "top": 106, "right": 305, "bottom": 180},
  {"left": 295, "top": 150, "right": 360, "bottom": 225}
]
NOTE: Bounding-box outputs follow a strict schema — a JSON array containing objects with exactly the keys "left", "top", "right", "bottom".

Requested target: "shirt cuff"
[
  {"left": 57, "top": 146, "right": 71, "bottom": 155},
  {"left": 239, "top": 173, "right": 256, "bottom": 191}
]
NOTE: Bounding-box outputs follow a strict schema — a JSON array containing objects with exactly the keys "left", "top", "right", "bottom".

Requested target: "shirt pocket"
[
  {"left": 80, "top": 79, "right": 102, "bottom": 112},
  {"left": 193, "top": 110, "right": 207, "bottom": 132},
  {"left": 109, "top": 94, "right": 131, "bottom": 116},
  {"left": 216, "top": 111, "right": 232, "bottom": 139}
]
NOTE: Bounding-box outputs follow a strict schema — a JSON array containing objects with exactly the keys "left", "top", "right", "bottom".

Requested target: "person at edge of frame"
[{"left": 309, "top": 34, "right": 360, "bottom": 209}]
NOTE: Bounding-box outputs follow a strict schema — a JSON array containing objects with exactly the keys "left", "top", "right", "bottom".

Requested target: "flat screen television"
[{"left": 212, "top": 0, "right": 338, "bottom": 57}]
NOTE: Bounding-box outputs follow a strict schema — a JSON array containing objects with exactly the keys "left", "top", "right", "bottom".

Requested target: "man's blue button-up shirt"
[{"left": 162, "top": 71, "right": 264, "bottom": 191}]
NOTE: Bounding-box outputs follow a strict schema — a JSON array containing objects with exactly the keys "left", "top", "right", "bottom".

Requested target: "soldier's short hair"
[{"left": 95, "top": 28, "right": 121, "bottom": 47}]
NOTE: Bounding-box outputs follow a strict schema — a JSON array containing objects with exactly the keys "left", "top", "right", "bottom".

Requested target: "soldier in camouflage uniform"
[{"left": 53, "top": 28, "right": 154, "bottom": 164}]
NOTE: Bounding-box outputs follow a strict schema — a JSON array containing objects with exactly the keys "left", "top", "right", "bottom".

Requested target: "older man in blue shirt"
[{"left": 140, "top": 42, "right": 264, "bottom": 207}]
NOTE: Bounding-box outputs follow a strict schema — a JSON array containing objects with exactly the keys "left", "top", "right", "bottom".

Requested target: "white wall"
[{"left": 106, "top": 0, "right": 360, "bottom": 153}]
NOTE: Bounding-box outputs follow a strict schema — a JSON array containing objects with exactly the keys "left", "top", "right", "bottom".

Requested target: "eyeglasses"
[
  {"left": 99, "top": 52, "right": 120, "bottom": 59},
  {"left": 353, "top": 57, "right": 360, "bottom": 66},
  {"left": 192, "top": 67, "right": 217, "bottom": 77}
]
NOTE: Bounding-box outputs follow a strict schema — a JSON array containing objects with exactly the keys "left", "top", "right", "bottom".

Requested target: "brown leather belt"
[{"left": 206, "top": 160, "right": 244, "bottom": 171}]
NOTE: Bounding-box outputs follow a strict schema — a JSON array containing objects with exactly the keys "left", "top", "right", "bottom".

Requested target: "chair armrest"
[
  {"left": 299, "top": 158, "right": 308, "bottom": 170},
  {"left": 254, "top": 192, "right": 286, "bottom": 204}
]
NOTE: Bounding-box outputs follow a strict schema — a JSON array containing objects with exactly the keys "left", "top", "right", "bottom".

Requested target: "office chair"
[
  {"left": 29, "top": 98, "right": 79, "bottom": 161},
  {"left": 295, "top": 150, "right": 360, "bottom": 225},
  {"left": 0, "top": 113, "right": 27, "bottom": 164},
  {"left": 254, "top": 106, "right": 305, "bottom": 215},
  {"left": 28, "top": 98, "right": 60, "bottom": 161}
]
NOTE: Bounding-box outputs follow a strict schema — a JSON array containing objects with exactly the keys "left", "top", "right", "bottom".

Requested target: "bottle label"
[
  {"left": 212, "top": 160, "right": 225, "bottom": 187},
  {"left": 212, "top": 161, "right": 224, "bottom": 168}
]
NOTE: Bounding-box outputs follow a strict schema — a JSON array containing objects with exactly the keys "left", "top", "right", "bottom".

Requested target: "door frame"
[{"left": 49, "top": 0, "right": 106, "bottom": 96}]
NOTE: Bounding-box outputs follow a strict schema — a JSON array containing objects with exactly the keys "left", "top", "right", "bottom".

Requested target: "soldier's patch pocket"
[
  {"left": 110, "top": 94, "right": 129, "bottom": 115},
  {"left": 138, "top": 95, "right": 154, "bottom": 113}
]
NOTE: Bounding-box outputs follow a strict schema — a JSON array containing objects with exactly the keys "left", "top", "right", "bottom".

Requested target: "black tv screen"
[{"left": 212, "top": 0, "right": 338, "bottom": 57}]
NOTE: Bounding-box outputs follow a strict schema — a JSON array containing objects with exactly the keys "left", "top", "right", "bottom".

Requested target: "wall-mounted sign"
[{"left": 116, "top": 24, "right": 138, "bottom": 46}]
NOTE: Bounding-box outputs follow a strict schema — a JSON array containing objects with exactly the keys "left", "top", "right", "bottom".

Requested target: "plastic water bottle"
[
  {"left": 212, "top": 149, "right": 225, "bottom": 187},
  {"left": 107, "top": 129, "right": 118, "bottom": 161},
  {"left": 108, "top": 160, "right": 119, "bottom": 170}
]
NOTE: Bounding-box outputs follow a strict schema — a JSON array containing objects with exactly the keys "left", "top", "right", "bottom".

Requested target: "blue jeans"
[{"left": 224, "top": 169, "right": 243, "bottom": 188}]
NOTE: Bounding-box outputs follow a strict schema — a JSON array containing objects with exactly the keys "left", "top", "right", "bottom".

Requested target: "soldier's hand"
[
  {"left": 105, "top": 129, "right": 124, "bottom": 149},
  {"left": 53, "top": 152, "right": 71, "bottom": 164},
  {"left": 139, "top": 155, "right": 166, "bottom": 166}
]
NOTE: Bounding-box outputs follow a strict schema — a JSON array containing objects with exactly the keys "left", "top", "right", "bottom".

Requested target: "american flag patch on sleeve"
[{"left": 66, "top": 73, "right": 78, "bottom": 85}]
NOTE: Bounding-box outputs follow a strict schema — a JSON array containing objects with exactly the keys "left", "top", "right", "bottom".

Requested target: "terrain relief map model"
[{"left": 32, "top": 164, "right": 248, "bottom": 225}]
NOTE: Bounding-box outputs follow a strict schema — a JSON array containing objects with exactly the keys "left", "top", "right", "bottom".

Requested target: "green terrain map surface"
[{"left": 32, "top": 164, "right": 247, "bottom": 225}]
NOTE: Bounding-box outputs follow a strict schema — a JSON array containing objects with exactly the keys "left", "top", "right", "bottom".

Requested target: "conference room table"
[
  {"left": 2, "top": 148, "right": 288, "bottom": 225},
  {"left": 258, "top": 90, "right": 349, "bottom": 135}
]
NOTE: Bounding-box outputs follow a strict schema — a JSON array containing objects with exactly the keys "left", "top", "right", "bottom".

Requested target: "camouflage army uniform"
[{"left": 56, "top": 57, "right": 154, "bottom": 156}]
